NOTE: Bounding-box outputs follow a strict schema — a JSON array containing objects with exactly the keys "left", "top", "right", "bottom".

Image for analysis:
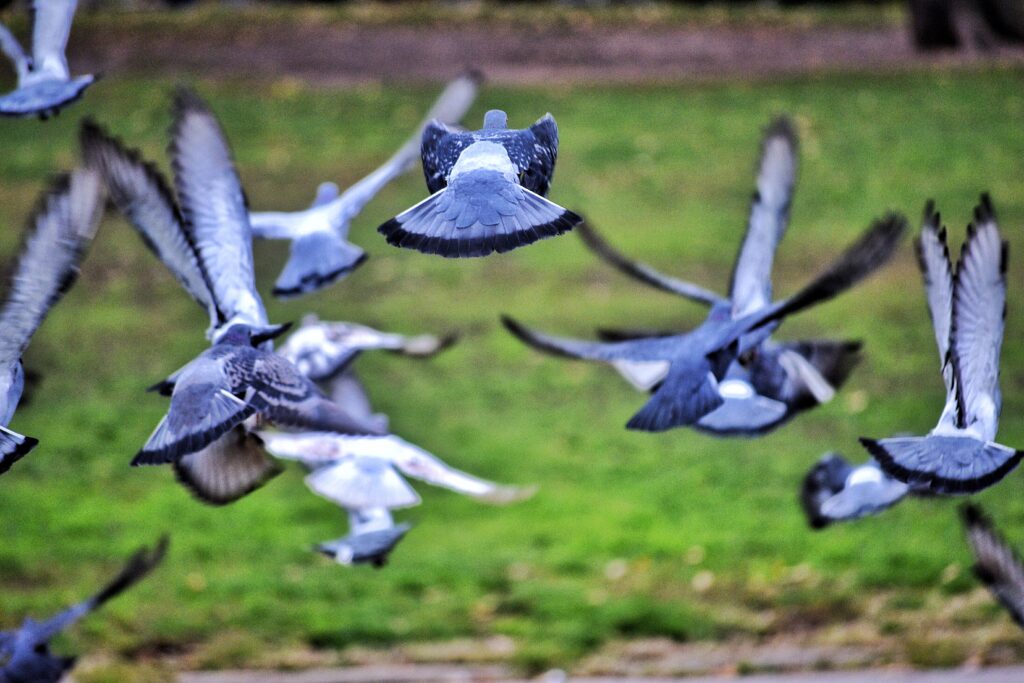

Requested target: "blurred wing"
[
  {"left": 950, "top": 195, "right": 1006, "bottom": 439},
  {"left": 0, "top": 169, "right": 101, "bottom": 363},
  {"left": 730, "top": 117, "right": 798, "bottom": 317},
  {"left": 420, "top": 120, "right": 469, "bottom": 193},
  {"left": 305, "top": 456, "right": 420, "bottom": 509},
  {"left": 30, "top": 0, "right": 76, "bottom": 79},
  {"left": 378, "top": 436, "right": 534, "bottom": 503},
  {"left": 80, "top": 120, "right": 222, "bottom": 326},
  {"left": 522, "top": 113, "right": 558, "bottom": 196},
  {"left": 332, "top": 72, "right": 481, "bottom": 226},
  {"left": 501, "top": 315, "right": 670, "bottom": 362},
  {"left": 170, "top": 88, "right": 267, "bottom": 329},
  {"left": 173, "top": 429, "right": 282, "bottom": 506},
  {"left": 326, "top": 370, "right": 382, "bottom": 427},
  {"left": 257, "top": 430, "right": 348, "bottom": 467},
  {"left": 0, "top": 22, "right": 29, "bottom": 80},
  {"left": 962, "top": 503, "right": 1024, "bottom": 627},
  {"left": 916, "top": 201, "right": 955, "bottom": 392},
  {"left": 576, "top": 222, "right": 724, "bottom": 306}
]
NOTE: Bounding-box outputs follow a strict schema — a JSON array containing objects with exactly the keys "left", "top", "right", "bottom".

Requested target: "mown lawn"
[{"left": 0, "top": 66, "right": 1023, "bottom": 679}]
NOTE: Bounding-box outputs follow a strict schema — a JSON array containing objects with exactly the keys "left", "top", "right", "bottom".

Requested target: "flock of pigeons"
[{"left": 1, "top": 0, "right": 1023, "bottom": 679}]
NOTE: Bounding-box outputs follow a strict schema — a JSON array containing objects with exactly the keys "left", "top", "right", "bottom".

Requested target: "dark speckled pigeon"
[
  {"left": 81, "top": 91, "right": 385, "bottom": 489},
  {"left": 504, "top": 213, "right": 905, "bottom": 433},
  {"left": 0, "top": 0, "right": 95, "bottom": 119},
  {"left": 862, "top": 196, "right": 1021, "bottom": 494},
  {"left": 0, "top": 169, "right": 102, "bottom": 476},
  {"left": 961, "top": 503, "right": 1024, "bottom": 629},
  {"left": 0, "top": 536, "right": 167, "bottom": 683},
  {"left": 800, "top": 452, "right": 912, "bottom": 529},
  {"left": 572, "top": 119, "right": 866, "bottom": 436},
  {"left": 378, "top": 109, "right": 581, "bottom": 257},
  {"left": 250, "top": 73, "right": 481, "bottom": 297}
]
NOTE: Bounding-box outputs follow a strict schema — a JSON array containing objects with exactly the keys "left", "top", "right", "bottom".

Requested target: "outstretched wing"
[
  {"left": 0, "top": 22, "right": 29, "bottom": 81},
  {"left": 501, "top": 315, "right": 671, "bottom": 362},
  {"left": 27, "top": 535, "right": 168, "bottom": 645},
  {"left": 962, "top": 503, "right": 1024, "bottom": 627},
  {"left": 420, "top": 120, "right": 471, "bottom": 193},
  {"left": 521, "top": 113, "right": 559, "bottom": 196},
  {"left": 80, "top": 120, "right": 222, "bottom": 327},
  {"left": 576, "top": 222, "right": 724, "bottom": 306},
  {"left": 30, "top": 0, "right": 76, "bottom": 80},
  {"left": 169, "top": 88, "right": 267, "bottom": 331},
  {"left": 729, "top": 117, "right": 798, "bottom": 318},
  {"left": 331, "top": 72, "right": 481, "bottom": 227},
  {"left": 916, "top": 201, "right": 955, "bottom": 393},
  {"left": 0, "top": 169, "right": 102, "bottom": 365}
]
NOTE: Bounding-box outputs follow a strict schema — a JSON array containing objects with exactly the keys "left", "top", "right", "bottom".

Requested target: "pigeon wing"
[
  {"left": 420, "top": 120, "right": 469, "bottom": 193},
  {"left": 501, "top": 315, "right": 671, "bottom": 362},
  {"left": 916, "top": 201, "right": 955, "bottom": 393},
  {"left": 729, "top": 117, "right": 798, "bottom": 317},
  {"left": 30, "top": 0, "right": 76, "bottom": 80},
  {"left": 576, "top": 222, "right": 724, "bottom": 306},
  {"left": 169, "top": 88, "right": 267, "bottom": 330},
  {"left": 520, "top": 113, "right": 559, "bottom": 196},
  {"left": 962, "top": 503, "right": 1024, "bottom": 627},
  {"left": 0, "top": 169, "right": 101, "bottom": 365},
  {"left": 0, "top": 22, "right": 29, "bottom": 81},
  {"left": 80, "top": 121, "right": 222, "bottom": 327},
  {"left": 949, "top": 195, "right": 1006, "bottom": 440}
]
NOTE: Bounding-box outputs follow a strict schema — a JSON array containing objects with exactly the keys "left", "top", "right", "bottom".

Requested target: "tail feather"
[
  {"left": 862, "top": 434, "right": 1022, "bottom": 494},
  {"left": 0, "top": 425, "right": 38, "bottom": 475},
  {"left": 272, "top": 231, "right": 367, "bottom": 299},
  {"left": 379, "top": 182, "right": 580, "bottom": 258}
]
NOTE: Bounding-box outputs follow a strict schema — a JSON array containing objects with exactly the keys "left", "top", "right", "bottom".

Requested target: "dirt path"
[
  {"left": 176, "top": 664, "right": 1024, "bottom": 683},
  {"left": 71, "top": 20, "right": 1024, "bottom": 85}
]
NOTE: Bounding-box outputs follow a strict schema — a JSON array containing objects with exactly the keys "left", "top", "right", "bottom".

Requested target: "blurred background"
[{"left": 0, "top": 1, "right": 1022, "bottom": 681}]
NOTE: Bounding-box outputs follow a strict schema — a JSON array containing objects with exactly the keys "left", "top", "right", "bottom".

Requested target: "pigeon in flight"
[
  {"left": 571, "top": 119, "right": 864, "bottom": 435},
  {"left": 0, "top": 536, "right": 168, "bottom": 682},
  {"left": 862, "top": 196, "right": 1020, "bottom": 494},
  {"left": 0, "top": 168, "right": 102, "bottom": 476},
  {"left": 0, "top": 0, "right": 95, "bottom": 118},
  {"left": 277, "top": 314, "right": 458, "bottom": 384},
  {"left": 79, "top": 93, "right": 385, "bottom": 500},
  {"left": 504, "top": 213, "right": 905, "bottom": 432},
  {"left": 800, "top": 452, "right": 912, "bottom": 528},
  {"left": 250, "top": 73, "right": 482, "bottom": 297},
  {"left": 378, "top": 109, "right": 581, "bottom": 257},
  {"left": 260, "top": 430, "right": 534, "bottom": 566},
  {"left": 961, "top": 503, "right": 1024, "bottom": 628}
]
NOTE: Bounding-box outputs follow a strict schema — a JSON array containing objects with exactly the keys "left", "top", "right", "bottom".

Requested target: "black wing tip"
[
  {"left": 460, "top": 67, "right": 486, "bottom": 86},
  {"left": 94, "top": 534, "right": 170, "bottom": 605},
  {"left": 379, "top": 211, "right": 578, "bottom": 258},
  {"left": 960, "top": 501, "right": 989, "bottom": 527},
  {"left": 0, "top": 434, "right": 39, "bottom": 474},
  {"left": 763, "top": 115, "right": 799, "bottom": 149},
  {"left": 271, "top": 251, "right": 369, "bottom": 299},
  {"left": 251, "top": 322, "right": 293, "bottom": 346},
  {"left": 171, "top": 85, "right": 211, "bottom": 118},
  {"left": 975, "top": 192, "right": 996, "bottom": 223},
  {"left": 146, "top": 379, "right": 175, "bottom": 396}
]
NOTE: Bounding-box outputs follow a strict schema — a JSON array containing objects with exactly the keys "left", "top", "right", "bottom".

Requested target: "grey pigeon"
[
  {"left": 378, "top": 109, "right": 581, "bottom": 257},
  {"left": 277, "top": 314, "right": 458, "bottom": 383},
  {"left": 250, "top": 73, "right": 482, "bottom": 297},
  {"left": 316, "top": 508, "right": 411, "bottom": 568},
  {"left": 862, "top": 196, "right": 1020, "bottom": 494},
  {"left": 0, "top": 168, "right": 102, "bottom": 476},
  {"left": 0, "top": 536, "right": 167, "bottom": 682},
  {"left": 800, "top": 452, "right": 912, "bottom": 529},
  {"left": 504, "top": 214, "right": 905, "bottom": 432},
  {"left": 0, "top": 0, "right": 95, "bottom": 119},
  {"left": 80, "top": 92, "right": 385, "bottom": 492},
  {"left": 961, "top": 503, "right": 1024, "bottom": 628},
  {"left": 574, "top": 119, "right": 864, "bottom": 435}
]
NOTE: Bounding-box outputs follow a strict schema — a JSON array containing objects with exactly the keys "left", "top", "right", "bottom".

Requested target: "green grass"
[{"left": 0, "top": 66, "right": 1023, "bottom": 675}]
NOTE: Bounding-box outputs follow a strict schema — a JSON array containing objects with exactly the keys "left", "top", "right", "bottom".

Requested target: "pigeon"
[
  {"left": 0, "top": 168, "right": 102, "bottom": 476},
  {"left": 0, "top": 0, "right": 95, "bottom": 118},
  {"left": 316, "top": 508, "right": 411, "bottom": 568},
  {"left": 504, "top": 213, "right": 905, "bottom": 432},
  {"left": 250, "top": 73, "right": 482, "bottom": 297},
  {"left": 961, "top": 503, "right": 1024, "bottom": 628},
  {"left": 800, "top": 452, "right": 912, "bottom": 528},
  {"left": 261, "top": 431, "right": 534, "bottom": 566},
  {"left": 277, "top": 314, "right": 458, "bottom": 383},
  {"left": 378, "top": 109, "right": 581, "bottom": 257},
  {"left": 862, "top": 196, "right": 1020, "bottom": 494},
  {"left": 573, "top": 119, "right": 864, "bottom": 435},
  {"left": 0, "top": 536, "right": 168, "bottom": 682},
  {"left": 79, "top": 92, "right": 385, "bottom": 496}
]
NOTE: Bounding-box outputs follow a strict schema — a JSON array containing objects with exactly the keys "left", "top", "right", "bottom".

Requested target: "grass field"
[{"left": 0, "top": 64, "right": 1023, "bottom": 681}]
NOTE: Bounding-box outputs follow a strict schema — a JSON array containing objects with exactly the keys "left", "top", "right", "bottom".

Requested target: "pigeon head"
[
  {"left": 483, "top": 110, "right": 508, "bottom": 130},
  {"left": 216, "top": 325, "right": 254, "bottom": 346}
]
